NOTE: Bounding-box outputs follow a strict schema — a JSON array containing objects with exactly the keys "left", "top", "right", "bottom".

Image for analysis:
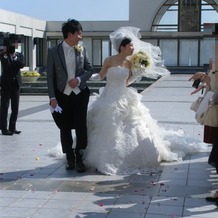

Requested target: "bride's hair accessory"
[
  {"left": 110, "top": 26, "right": 170, "bottom": 79},
  {"left": 110, "top": 27, "right": 140, "bottom": 52}
]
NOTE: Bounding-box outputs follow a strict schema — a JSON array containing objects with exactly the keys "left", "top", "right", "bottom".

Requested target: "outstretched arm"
[
  {"left": 189, "top": 71, "right": 211, "bottom": 95},
  {"left": 189, "top": 72, "right": 211, "bottom": 87},
  {"left": 90, "top": 57, "right": 110, "bottom": 80},
  {"left": 190, "top": 84, "right": 206, "bottom": 95}
]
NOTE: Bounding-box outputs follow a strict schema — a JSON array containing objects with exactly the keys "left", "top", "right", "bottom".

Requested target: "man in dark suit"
[
  {"left": 0, "top": 45, "right": 25, "bottom": 135},
  {"left": 47, "top": 19, "right": 93, "bottom": 172}
]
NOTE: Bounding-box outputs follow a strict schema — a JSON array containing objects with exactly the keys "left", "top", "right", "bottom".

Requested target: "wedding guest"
[
  {"left": 189, "top": 67, "right": 218, "bottom": 205},
  {"left": 189, "top": 69, "right": 218, "bottom": 144},
  {"left": 47, "top": 19, "right": 93, "bottom": 173},
  {"left": 0, "top": 45, "right": 25, "bottom": 135},
  {"left": 205, "top": 135, "right": 218, "bottom": 206}
]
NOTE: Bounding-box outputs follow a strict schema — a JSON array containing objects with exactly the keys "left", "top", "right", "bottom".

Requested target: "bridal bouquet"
[{"left": 131, "top": 51, "right": 151, "bottom": 69}]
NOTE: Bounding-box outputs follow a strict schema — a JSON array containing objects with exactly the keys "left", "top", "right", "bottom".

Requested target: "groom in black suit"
[
  {"left": 0, "top": 45, "right": 25, "bottom": 135},
  {"left": 47, "top": 19, "right": 93, "bottom": 172}
]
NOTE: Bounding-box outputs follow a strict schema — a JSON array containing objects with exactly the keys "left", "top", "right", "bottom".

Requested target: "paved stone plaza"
[{"left": 0, "top": 75, "right": 218, "bottom": 218}]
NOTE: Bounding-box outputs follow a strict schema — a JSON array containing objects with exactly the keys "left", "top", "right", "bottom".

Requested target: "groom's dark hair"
[{"left": 62, "top": 19, "right": 83, "bottom": 39}]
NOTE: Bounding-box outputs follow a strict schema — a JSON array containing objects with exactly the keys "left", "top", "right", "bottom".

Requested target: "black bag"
[{"left": 192, "top": 79, "right": 201, "bottom": 89}]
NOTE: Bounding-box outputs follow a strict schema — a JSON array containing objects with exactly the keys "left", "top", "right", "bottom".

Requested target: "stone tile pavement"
[{"left": 0, "top": 74, "right": 217, "bottom": 217}]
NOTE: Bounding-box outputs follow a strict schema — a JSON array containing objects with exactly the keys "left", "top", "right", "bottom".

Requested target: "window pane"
[
  {"left": 159, "top": 39, "right": 178, "bottom": 66},
  {"left": 102, "top": 40, "right": 109, "bottom": 63},
  {"left": 201, "top": 1, "right": 218, "bottom": 24},
  {"left": 93, "top": 40, "right": 101, "bottom": 66},
  {"left": 36, "top": 38, "right": 43, "bottom": 66},
  {"left": 200, "top": 38, "right": 215, "bottom": 66},
  {"left": 202, "top": 10, "right": 218, "bottom": 24},
  {"left": 159, "top": 11, "right": 178, "bottom": 25},
  {"left": 179, "top": 39, "right": 198, "bottom": 66},
  {"left": 47, "top": 40, "right": 57, "bottom": 48}
]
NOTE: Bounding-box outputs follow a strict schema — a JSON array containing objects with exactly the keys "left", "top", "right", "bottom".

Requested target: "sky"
[{"left": 0, "top": 0, "right": 129, "bottom": 21}]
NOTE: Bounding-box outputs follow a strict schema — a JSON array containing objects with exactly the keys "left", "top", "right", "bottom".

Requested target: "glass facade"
[{"left": 153, "top": 0, "right": 218, "bottom": 32}]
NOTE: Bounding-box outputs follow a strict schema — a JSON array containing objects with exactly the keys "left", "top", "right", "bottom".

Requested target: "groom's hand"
[
  {"left": 68, "top": 78, "right": 79, "bottom": 88},
  {"left": 50, "top": 98, "right": 58, "bottom": 108}
]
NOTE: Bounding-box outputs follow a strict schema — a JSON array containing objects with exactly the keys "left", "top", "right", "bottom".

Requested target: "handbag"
[
  {"left": 195, "top": 90, "right": 214, "bottom": 124},
  {"left": 190, "top": 96, "right": 203, "bottom": 112},
  {"left": 202, "top": 102, "right": 218, "bottom": 127}
]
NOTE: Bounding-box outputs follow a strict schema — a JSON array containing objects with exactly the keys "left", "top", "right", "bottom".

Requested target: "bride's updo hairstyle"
[{"left": 118, "top": 37, "right": 132, "bottom": 53}]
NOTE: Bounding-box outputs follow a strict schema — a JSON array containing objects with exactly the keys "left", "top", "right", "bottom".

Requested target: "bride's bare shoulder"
[{"left": 103, "top": 56, "right": 113, "bottom": 68}]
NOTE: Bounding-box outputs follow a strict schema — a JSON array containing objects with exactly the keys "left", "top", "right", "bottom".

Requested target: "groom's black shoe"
[
  {"left": 205, "top": 196, "right": 218, "bottom": 202},
  {"left": 10, "top": 129, "right": 21, "bottom": 134},
  {"left": 76, "top": 161, "right": 86, "bottom": 173},
  {"left": 66, "top": 161, "right": 75, "bottom": 170},
  {"left": 2, "top": 130, "right": 13, "bottom": 135}
]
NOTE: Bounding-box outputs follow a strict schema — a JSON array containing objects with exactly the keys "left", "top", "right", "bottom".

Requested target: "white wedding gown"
[
  {"left": 48, "top": 66, "right": 207, "bottom": 175},
  {"left": 83, "top": 66, "right": 207, "bottom": 174}
]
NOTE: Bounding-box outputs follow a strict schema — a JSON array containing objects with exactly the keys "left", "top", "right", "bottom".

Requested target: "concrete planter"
[{"left": 22, "top": 76, "right": 39, "bottom": 83}]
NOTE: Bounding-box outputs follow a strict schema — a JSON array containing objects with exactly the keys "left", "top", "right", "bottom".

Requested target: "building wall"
[
  {"left": 0, "top": 9, "right": 47, "bottom": 72},
  {"left": 129, "top": 0, "right": 164, "bottom": 30},
  {"left": 0, "top": 9, "right": 46, "bottom": 37}
]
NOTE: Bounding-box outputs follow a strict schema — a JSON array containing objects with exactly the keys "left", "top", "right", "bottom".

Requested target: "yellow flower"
[
  {"left": 131, "top": 51, "right": 151, "bottom": 69},
  {"left": 21, "top": 71, "right": 40, "bottom": 77},
  {"left": 74, "top": 44, "right": 83, "bottom": 54}
]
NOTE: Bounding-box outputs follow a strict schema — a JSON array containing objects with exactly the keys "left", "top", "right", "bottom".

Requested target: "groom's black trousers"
[{"left": 52, "top": 87, "right": 90, "bottom": 162}]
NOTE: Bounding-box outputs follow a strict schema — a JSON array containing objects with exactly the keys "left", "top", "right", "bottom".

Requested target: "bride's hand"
[{"left": 90, "top": 73, "right": 101, "bottom": 80}]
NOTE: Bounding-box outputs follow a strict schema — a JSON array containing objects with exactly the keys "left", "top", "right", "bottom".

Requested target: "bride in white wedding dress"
[
  {"left": 84, "top": 27, "right": 208, "bottom": 175},
  {"left": 49, "top": 27, "right": 207, "bottom": 175}
]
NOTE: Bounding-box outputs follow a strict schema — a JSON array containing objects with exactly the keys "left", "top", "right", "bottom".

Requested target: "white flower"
[
  {"left": 131, "top": 51, "right": 151, "bottom": 69},
  {"left": 74, "top": 44, "right": 83, "bottom": 56}
]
